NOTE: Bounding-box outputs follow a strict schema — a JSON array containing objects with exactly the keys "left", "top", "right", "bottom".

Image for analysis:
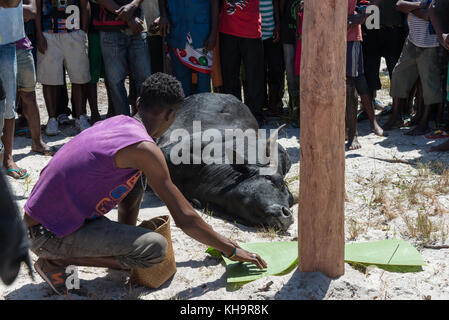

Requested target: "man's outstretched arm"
[{"left": 115, "top": 141, "right": 268, "bottom": 269}]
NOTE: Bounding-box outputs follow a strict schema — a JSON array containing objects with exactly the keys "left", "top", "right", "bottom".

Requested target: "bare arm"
[
  {"left": 34, "top": 0, "right": 47, "bottom": 54},
  {"left": 115, "top": 141, "right": 268, "bottom": 269},
  {"left": 80, "top": 0, "right": 89, "bottom": 32},
  {"left": 204, "top": 0, "right": 219, "bottom": 51},
  {"left": 22, "top": 0, "right": 36, "bottom": 21},
  {"left": 158, "top": 0, "right": 170, "bottom": 36},
  {"left": 430, "top": 0, "right": 449, "bottom": 49},
  {"left": 0, "top": 0, "right": 21, "bottom": 8},
  {"left": 396, "top": 0, "right": 427, "bottom": 13}
]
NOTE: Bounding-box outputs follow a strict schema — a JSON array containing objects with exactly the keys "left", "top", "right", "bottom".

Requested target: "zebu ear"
[{"left": 266, "top": 124, "right": 287, "bottom": 158}]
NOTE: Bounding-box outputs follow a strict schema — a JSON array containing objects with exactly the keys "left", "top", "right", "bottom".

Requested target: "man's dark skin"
[
  {"left": 35, "top": 0, "right": 89, "bottom": 124},
  {"left": 17, "top": 0, "right": 55, "bottom": 156},
  {"left": 383, "top": 0, "right": 441, "bottom": 135},
  {"left": 0, "top": 0, "right": 20, "bottom": 7},
  {"left": 158, "top": 0, "right": 219, "bottom": 52},
  {"left": 346, "top": 0, "right": 387, "bottom": 150},
  {"left": 24, "top": 98, "right": 268, "bottom": 270},
  {"left": 0, "top": 0, "right": 21, "bottom": 168},
  {"left": 96, "top": 0, "right": 146, "bottom": 34},
  {"left": 429, "top": 0, "right": 449, "bottom": 151}
]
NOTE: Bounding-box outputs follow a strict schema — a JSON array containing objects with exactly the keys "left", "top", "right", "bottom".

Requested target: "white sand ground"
[{"left": 1, "top": 66, "right": 449, "bottom": 300}]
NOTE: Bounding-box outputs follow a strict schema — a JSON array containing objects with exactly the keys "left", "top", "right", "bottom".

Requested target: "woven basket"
[{"left": 130, "top": 215, "right": 176, "bottom": 288}]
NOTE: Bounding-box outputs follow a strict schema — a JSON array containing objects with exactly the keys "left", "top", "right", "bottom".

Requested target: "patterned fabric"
[
  {"left": 41, "top": 0, "right": 81, "bottom": 33},
  {"left": 260, "top": 0, "right": 275, "bottom": 40},
  {"left": 407, "top": 0, "right": 439, "bottom": 48}
]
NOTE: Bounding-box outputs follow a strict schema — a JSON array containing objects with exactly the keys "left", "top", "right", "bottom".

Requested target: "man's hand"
[
  {"left": 36, "top": 34, "right": 47, "bottom": 54},
  {"left": 115, "top": 2, "right": 137, "bottom": 22},
  {"left": 149, "top": 16, "right": 160, "bottom": 34},
  {"left": 159, "top": 15, "right": 170, "bottom": 37},
  {"left": 204, "top": 33, "right": 217, "bottom": 51},
  {"left": 272, "top": 26, "right": 280, "bottom": 43},
  {"left": 440, "top": 33, "right": 449, "bottom": 51},
  {"left": 228, "top": 242, "right": 267, "bottom": 270},
  {"left": 127, "top": 16, "right": 144, "bottom": 34}
]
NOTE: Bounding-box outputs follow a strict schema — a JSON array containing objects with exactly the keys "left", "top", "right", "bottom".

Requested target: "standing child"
[
  {"left": 35, "top": 0, "right": 91, "bottom": 134},
  {"left": 261, "top": 0, "right": 284, "bottom": 117},
  {"left": 159, "top": 0, "right": 219, "bottom": 97}
]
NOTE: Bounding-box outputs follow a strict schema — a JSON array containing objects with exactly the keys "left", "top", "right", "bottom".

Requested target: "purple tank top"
[{"left": 25, "top": 116, "right": 154, "bottom": 237}]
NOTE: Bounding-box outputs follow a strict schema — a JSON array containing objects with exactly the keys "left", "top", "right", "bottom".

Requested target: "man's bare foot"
[
  {"left": 383, "top": 116, "right": 404, "bottom": 131},
  {"left": 31, "top": 140, "right": 57, "bottom": 156},
  {"left": 405, "top": 125, "right": 429, "bottom": 136},
  {"left": 372, "top": 123, "right": 388, "bottom": 137},
  {"left": 430, "top": 139, "right": 449, "bottom": 152},
  {"left": 346, "top": 137, "right": 362, "bottom": 150}
]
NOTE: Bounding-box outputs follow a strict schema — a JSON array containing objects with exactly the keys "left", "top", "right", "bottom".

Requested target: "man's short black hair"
[{"left": 139, "top": 73, "right": 185, "bottom": 113}]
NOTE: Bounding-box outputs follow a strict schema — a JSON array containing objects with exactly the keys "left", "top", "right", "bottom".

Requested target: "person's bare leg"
[
  {"left": 86, "top": 83, "right": 101, "bottom": 123},
  {"left": 384, "top": 97, "right": 405, "bottom": 130},
  {"left": 346, "top": 82, "right": 361, "bottom": 150},
  {"left": 105, "top": 81, "right": 115, "bottom": 118},
  {"left": 435, "top": 103, "right": 444, "bottom": 129},
  {"left": 360, "top": 93, "right": 387, "bottom": 137},
  {"left": 406, "top": 104, "right": 431, "bottom": 136},
  {"left": 409, "top": 80, "right": 423, "bottom": 126},
  {"left": 19, "top": 91, "right": 54, "bottom": 155},
  {"left": 42, "top": 85, "right": 58, "bottom": 119},
  {"left": 2, "top": 118, "right": 27, "bottom": 179},
  {"left": 71, "top": 83, "right": 85, "bottom": 119}
]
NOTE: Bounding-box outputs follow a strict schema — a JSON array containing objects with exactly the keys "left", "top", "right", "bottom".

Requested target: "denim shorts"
[
  {"left": 17, "top": 49, "right": 36, "bottom": 92},
  {"left": 0, "top": 43, "right": 17, "bottom": 120}
]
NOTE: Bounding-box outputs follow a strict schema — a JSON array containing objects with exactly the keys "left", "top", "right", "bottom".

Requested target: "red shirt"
[
  {"left": 218, "top": 0, "right": 262, "bottom": 39},
  {"left": 347, "top": 0, "right": 363, "bottom": 42}
]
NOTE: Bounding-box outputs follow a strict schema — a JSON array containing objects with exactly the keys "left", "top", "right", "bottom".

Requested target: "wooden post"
[{"left": 298, "top": 0, "right": 347, "bottom": 277}]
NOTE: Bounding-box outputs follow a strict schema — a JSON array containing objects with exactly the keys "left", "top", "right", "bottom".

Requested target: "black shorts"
[{"left": 362, "top": 26, "right": 407, "bottom": 92}]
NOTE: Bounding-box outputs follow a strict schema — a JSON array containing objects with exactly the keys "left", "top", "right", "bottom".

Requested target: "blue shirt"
[{"left": 165, "top": 0, "right": 211, "bottom": 49}]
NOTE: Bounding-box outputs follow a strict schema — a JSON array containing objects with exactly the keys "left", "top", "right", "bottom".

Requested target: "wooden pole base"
[{"left": 298, "top": 0, "right": 347, "bottom": 278}]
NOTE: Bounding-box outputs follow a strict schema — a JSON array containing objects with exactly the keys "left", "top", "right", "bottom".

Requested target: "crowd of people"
[{"left": 0, "top": 0, "right": 449, "bottom": 180}]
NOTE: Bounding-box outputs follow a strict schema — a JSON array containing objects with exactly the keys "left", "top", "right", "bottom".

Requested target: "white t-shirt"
[
  {"left": 407, "top": 0, "right": 439, "bottom": 48},
  {"left": 0, "top": 1, "right": 25, "bottom": 45}
]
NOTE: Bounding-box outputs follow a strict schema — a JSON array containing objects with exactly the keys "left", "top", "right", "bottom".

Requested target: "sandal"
[{"left": 7, "top": 168, "right": 29, "bottom": 180}]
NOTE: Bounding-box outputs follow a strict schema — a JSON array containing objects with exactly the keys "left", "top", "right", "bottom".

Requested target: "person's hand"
[
  {"left": 159, "top": 16, "right": 170, "bottom": 37},
  {"left": 115, "top": 2, "right": 137, "bottom": 22},
  {"left": 227, "top": 243, "right": 268, "bottom": 270},
  {"left": 127, "top": 16, "right": 144, "bottom": 34},
  {"left": 440, "top": 33, "right": 449, "bottom": 51},
  {"left": 204, "top": 34, "right": 217, "bottom": 51},
  {"left": 419, "top": 0, "right": 429, "bottom": 9},
  {"left": 149, "top": 16, "right": 160, "bottom": 34},
  {"left": 273, "top": 26, "right": 280, "bottom": 43},
  {"left": 36, "top": 34, "right": 47, "bottom": 54}
]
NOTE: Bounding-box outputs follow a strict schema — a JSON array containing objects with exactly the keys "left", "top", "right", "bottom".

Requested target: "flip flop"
[
  {"left": 7, "top": 168, "right": 29, "bottom": 180},
  {"left": 425, "top": 129, "right": 449, "bottom": 140}
]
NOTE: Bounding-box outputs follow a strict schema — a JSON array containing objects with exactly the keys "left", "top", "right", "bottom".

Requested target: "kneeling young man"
[{"left": 24, "top": 73, "right": 267, "bottom": 295}]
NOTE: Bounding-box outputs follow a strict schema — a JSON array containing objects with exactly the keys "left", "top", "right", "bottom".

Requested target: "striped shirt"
[
  {"left": 407, "top": 0, "right": 439, "bottom": 48},
  {"left": 260, "top": 0, "right": 275, "bottom": 40}
]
